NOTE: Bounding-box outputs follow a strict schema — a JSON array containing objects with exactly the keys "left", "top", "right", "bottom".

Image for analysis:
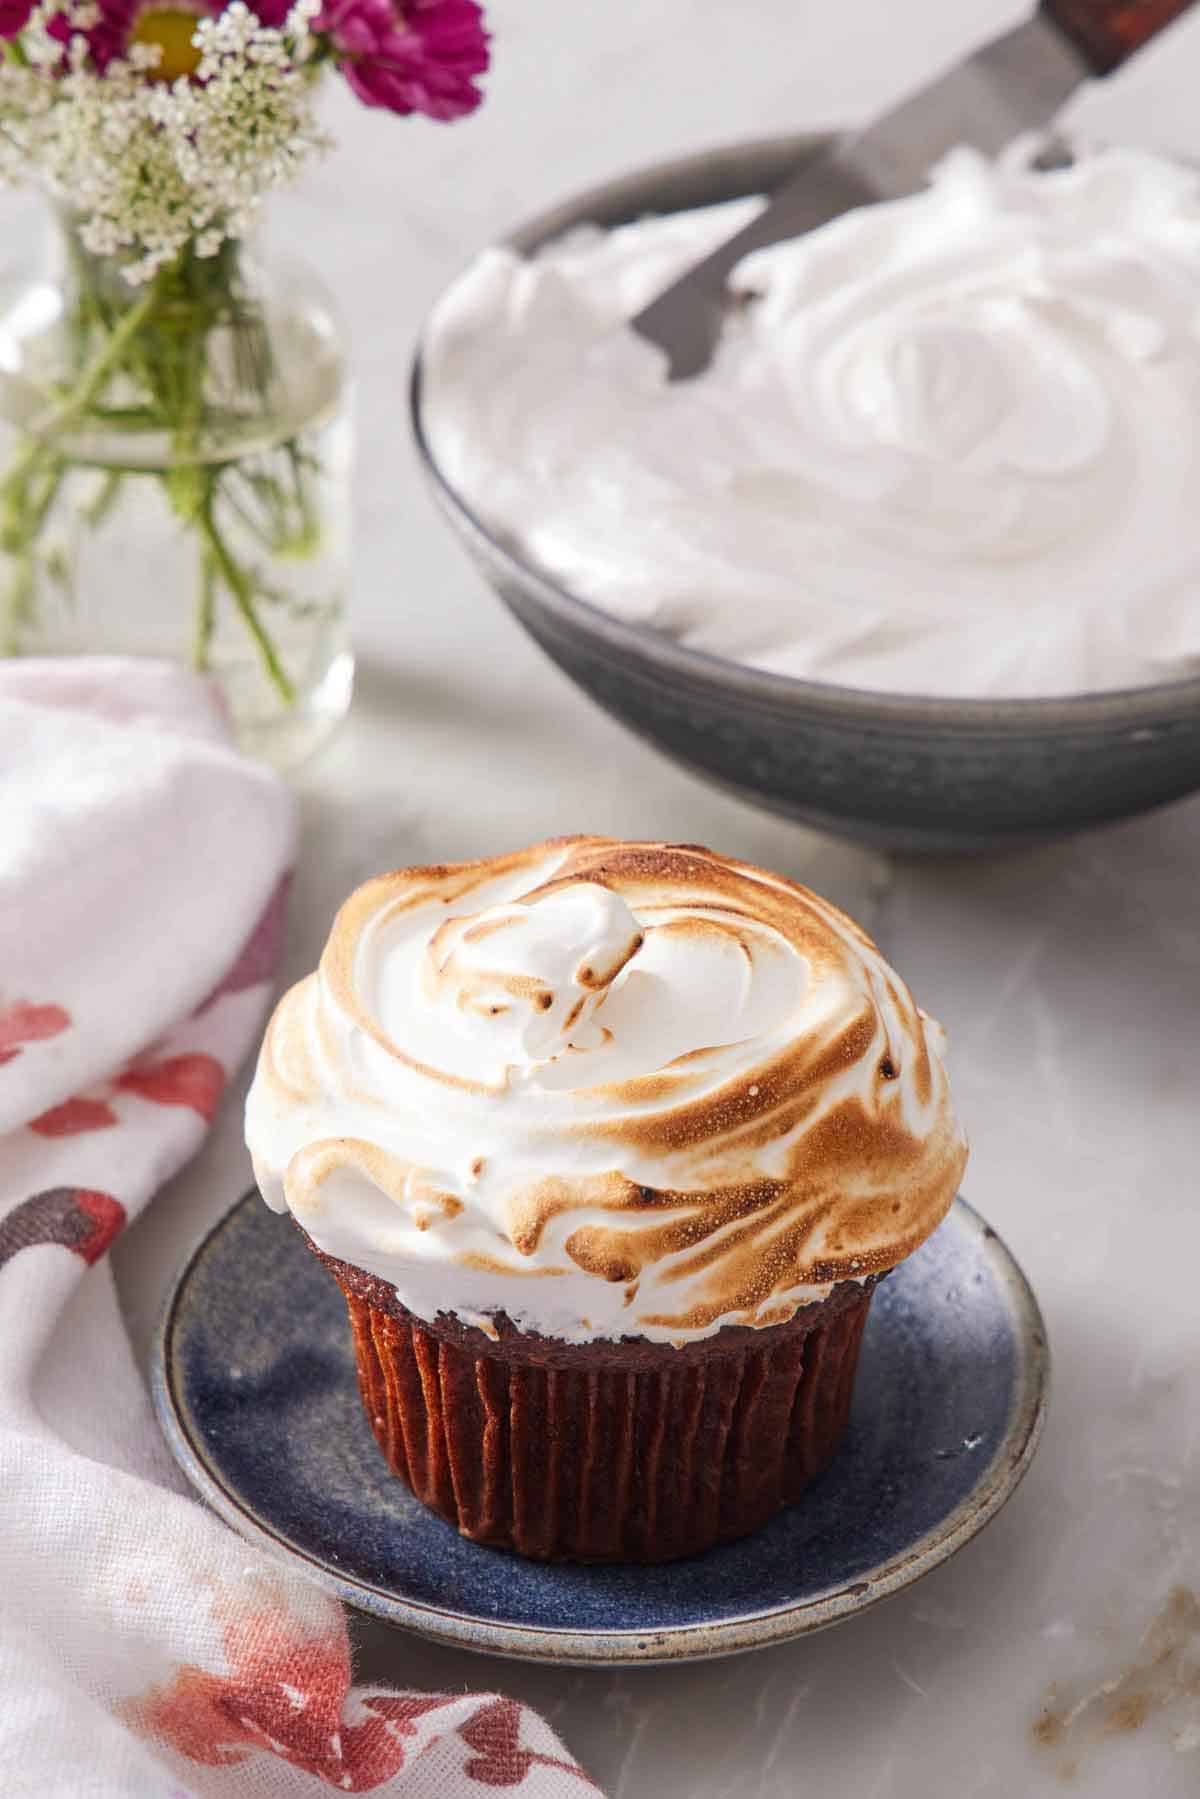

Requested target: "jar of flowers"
[{"left": 0, "top": 0, "right": 489, "bottom": 762}]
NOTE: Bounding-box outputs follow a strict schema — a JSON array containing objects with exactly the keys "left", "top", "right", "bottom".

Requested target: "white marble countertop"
[{"left": 52, "top": 0, "right": 1198, "bottom": 1789}]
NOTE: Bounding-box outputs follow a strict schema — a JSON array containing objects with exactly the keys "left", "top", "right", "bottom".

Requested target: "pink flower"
[
  {"left": 243, "top": 0, "right": 293, "bottom": 24},
  {"left": 79, "top": 0, "right": 137, "bottom": 67},
  {"left": 0, "top": 0, "right": 34, "bottom": 38},
  {"left": 46, "top": 0, "right": 136, "bottom": 69},
  {"left": 316, "top": 0, "right": 489, "bottom": 120}
]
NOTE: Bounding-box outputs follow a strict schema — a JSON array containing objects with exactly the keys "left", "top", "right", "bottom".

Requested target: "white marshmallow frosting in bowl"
[
  {"left": 421, "top": 141, "right": 1200, "bottom": 702},
  {"left": 410, "top": 133, "right": 1200, "bottom": 850}
]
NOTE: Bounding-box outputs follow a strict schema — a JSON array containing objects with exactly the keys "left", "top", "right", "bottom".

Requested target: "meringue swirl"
[
  {"left": 246, "top": 838, "right": 967, "bottom": 1342},
  {"left": 423, "top": 144, "right": 1200, "bottom": 699}
]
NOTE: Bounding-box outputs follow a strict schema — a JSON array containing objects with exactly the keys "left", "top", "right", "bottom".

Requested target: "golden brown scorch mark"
[
  {"left": 314, "top": 833, "right": 944, "bottom": 1110},
  {"left": 269, "top": 833, "right": 964, "bottom": 1323},
  {"left": 286, "top": 1139, "right": 464, "bottom": 1231},
  {"left": 258, "top": 978, "right": 319, "bottom": 1106}
]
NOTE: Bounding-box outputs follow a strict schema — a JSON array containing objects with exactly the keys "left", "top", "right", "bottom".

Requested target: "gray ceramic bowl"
[{"left": 411, "top": 135, "right": 1200, "bottom": 853}]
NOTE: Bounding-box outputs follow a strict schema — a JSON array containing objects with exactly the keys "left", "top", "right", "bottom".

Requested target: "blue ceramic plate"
[{"left": 153, "top": 1192, "right": 1048, "bottom": 1666}]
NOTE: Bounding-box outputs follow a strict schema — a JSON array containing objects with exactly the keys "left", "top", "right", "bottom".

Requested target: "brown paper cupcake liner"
[{"left": 314, "top": 1236, "right": 875, "bottom": 1564}]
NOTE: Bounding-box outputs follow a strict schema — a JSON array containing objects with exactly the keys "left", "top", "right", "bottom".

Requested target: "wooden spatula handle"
[{"left": 1041, "top": 0, "right": 1197, "bottom": 74}]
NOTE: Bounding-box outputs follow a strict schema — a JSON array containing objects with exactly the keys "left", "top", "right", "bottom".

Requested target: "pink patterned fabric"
[{"left": 0, "top": 660, "right": 602, "bottom": 1797}]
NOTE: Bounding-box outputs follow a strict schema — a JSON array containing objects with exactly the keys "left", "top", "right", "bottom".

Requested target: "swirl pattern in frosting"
[
  {"left": 246, "top": 838, "right": 967, "bottom": 1342},
  {"left": 423, "top": 144, "right": 1200, "bottom": 698}
]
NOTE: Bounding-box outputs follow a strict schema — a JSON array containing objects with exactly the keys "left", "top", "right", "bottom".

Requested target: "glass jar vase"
[{"left": 0, "top": 213, "right": 353, "bottom": 767}]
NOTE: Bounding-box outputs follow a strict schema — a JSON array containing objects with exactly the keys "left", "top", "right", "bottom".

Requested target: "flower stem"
[
  {"left": 0, "top": 234, "right": 327, "bottom": 723},
  {"left": 31, "top": 276, "right": 166, "bottom": 443},
  {"left": 1, "top": 445, "right": 65, "bottom": 651},
  {"left": 194, "top": 541, "right": 218, "bottom": 673},
  {"left": 198, "top": 488, "right": 296, "bottom": 704},
  {"left": 84, "top": 469, "right": 124, "bottom": 529},
  {"left": 0, "top": 438, "right": 47, "bottom": 515},
  {"left": 1, "top": 549, "right": 31, "bottom": 654}
]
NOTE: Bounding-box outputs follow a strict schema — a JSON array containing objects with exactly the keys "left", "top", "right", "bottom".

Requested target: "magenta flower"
[
  {"left": 81, "top": 0, "right": 137, "bottom": 68},
  {"left": 316, "top": 0, "right": 489, "bottom": 120},
  {"left": 45, "top": 0, "right": 136, "bottom": 69},
  {"left": 243, "top": 0, "right": 293, "bottom": 24},
  {"left": 0, "top": 0, "right": 34, "bottom": 38}
]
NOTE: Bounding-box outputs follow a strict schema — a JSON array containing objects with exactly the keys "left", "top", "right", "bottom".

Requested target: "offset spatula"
[{"left": 633, "top": 0, "right": 1198, "bottom": 378}]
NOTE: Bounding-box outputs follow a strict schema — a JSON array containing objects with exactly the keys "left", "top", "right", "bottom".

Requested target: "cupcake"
[{"left": 245, "top": 837, "right": 967, "bottom": 1562}]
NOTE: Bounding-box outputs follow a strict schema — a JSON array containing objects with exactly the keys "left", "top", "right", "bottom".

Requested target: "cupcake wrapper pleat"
[{"left": 336, "top": 1273, "right": 873, "bottom": 1564}]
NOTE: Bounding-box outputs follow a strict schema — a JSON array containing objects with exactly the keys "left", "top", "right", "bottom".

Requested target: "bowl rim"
[{"left": 410, "top": 131, "right": 1200, "bottom": 733}]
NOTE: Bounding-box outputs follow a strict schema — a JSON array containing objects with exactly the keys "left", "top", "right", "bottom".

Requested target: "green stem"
[
  {"left": 198, "top": 488, "right": 296, "bottom": 704},
  {"left": 0, "top": 438, "right": 47, "bottom": 516},
  {"left": 285, "top": 439, "right": 319, "bottom": 553},
  {"left": 1, "top": 557, "right": 33, "bottom": 656},
  {"left": 193, "top": 542, "right": 218, "bottom": 674},
  {"left": 84, "top": 469, "right": 124, "bottom": 529},
  {"left": 0, "top": 445, "right": 64, "bottom": 648},
  {"left": 30, "top": 276, "right": 165, "bottom": 443},
  {"left": 0, "top": 239, "right": 318, "bottom": 714},
  {"left": 27, "top": 456, "right": 66, "bottom": 532}
]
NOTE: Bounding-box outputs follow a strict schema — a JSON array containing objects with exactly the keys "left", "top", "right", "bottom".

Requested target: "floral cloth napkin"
[{"left": 0, "top": 660, "right": 601, "bottom": 1799}]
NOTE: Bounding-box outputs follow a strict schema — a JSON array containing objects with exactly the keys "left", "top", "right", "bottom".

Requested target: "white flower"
[{"left": 0, "top": 0, "right": 330, "bottom": 276}]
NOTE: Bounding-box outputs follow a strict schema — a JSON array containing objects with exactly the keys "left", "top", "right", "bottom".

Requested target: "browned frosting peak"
[{"left": 245, "top": 837, "right": 968, "bottom": 1343}]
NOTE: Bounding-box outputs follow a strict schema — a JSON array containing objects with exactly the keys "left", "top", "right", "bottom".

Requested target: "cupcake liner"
[{"left": 320, "top": 1236, "right": 875, "bottom": 1564}]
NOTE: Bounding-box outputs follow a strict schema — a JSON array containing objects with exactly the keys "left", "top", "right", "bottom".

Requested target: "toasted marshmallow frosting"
[{"left": 246, "top": 838, "right": 967, "bottom": 1343}]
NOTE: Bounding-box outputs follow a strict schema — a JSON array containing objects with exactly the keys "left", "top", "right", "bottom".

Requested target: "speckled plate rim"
[{"left": 152, "top": 1194, "right": 1049, "bottom": 1667}]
